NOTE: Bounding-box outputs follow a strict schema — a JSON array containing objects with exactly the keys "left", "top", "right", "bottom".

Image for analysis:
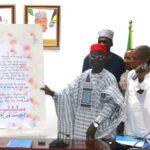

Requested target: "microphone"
[
  {"left": 49, "top": 132, "right": 69, "bottom": 148},
  {"left": 132, "top": 59, "right": 150, "bottom": 80},
  {"left": 127, "top": 131, "right": 150, "bottom": 150}
]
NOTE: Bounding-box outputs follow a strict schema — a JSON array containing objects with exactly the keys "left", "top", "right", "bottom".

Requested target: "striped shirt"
[{"left": 53, "top": 69, "right": 124, "bottom": 140}]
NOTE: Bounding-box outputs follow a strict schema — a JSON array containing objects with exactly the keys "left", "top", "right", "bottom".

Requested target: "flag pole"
[{"left": 127, "top": 20, "right": 133, "bottom": 50}]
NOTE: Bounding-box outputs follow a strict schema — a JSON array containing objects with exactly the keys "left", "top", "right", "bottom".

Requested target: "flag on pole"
[
  {"left": 49, "top": 9, "right": 57, "bottom": 27},
  {"left": 127, "top": 20, "right": 133, "bottom": 50},
  {"left": 28, "top": 8, "right": 34, "bottom": 16}
]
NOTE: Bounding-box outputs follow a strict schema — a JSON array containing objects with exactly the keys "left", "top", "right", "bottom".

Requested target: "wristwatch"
[{"left": 93, "top": 121, "right": 99, "bottom": 128}]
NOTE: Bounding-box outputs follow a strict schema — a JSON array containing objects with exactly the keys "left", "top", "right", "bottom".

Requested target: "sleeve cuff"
[
  {"left": 95, "top": 116, "right": 103, "bottom": 124},
  {"left": 52, "top": 92, "right": 58, "bottom": 100}
]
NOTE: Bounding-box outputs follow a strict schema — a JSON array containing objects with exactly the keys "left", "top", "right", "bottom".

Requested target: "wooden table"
[{"left": 0, "top": 138, "right": 111, "bottom": 150}]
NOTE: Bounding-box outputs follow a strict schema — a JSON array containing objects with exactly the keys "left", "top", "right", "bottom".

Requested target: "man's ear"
[
  {"left": 108, "top": 39, "right": 113, "bottom": 47},
  {"left": 110, "top": 42, "right": 113, "bottom": 47}
]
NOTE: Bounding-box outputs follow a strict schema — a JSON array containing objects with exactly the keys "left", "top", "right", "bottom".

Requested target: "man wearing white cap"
[
  {"left": 35, "top": 11, "right": 48, "bottom": 32},
  {"left": 82, "top": 29, "right": 125, "bottom": 82}
]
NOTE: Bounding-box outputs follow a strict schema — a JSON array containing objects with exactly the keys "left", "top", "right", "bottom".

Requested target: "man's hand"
[
  {"left": 136, "top": 65, "right": 150, "bottom": 82},
  {"left": 86, "top": 123, "right": 97, "bottom": 141},
  {"left": 94, "top": 139, "right": 111, "bottom": 150},
  {"left": 40, "top": 85, "right": 55, "bottom": 96},
  {"left": 117, "top": 121, "right": 124, "bottom": 135}
]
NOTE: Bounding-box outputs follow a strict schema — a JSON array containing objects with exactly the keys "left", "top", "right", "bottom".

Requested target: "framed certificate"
[
  {"left": 24, "top": 5, "right": 60, "bottom": 50},
  {"left": 0, "top": 5, "right": 16, "bottom": 24}
]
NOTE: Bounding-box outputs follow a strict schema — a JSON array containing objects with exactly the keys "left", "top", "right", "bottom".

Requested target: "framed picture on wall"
[
  {"left": 24, "top": 5, "right": 60, "bottom": 50},
  {"left": 0, "top": 5, "right": 16, "bottom": 24}
]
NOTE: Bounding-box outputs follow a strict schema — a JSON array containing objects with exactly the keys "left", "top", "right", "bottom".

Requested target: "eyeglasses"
[
  {"left": 90, "top": 54, "right": 106, "bottom": 60},
  {"left": 98, "top": 40, "right": 110, "bottom": 44}
]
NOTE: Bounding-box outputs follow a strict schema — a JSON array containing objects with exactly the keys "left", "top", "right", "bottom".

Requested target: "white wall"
[{"left": 1, "top": 0, "right": 150, "bottom": 138}]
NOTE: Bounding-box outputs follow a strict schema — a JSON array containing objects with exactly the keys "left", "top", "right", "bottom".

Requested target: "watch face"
[{"left": 93, "top": 122, "right": 98, "bottom": 128}]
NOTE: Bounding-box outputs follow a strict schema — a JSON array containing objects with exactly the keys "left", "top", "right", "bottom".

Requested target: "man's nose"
[{"left": 99, "top": 41, "right": 105, "bottom": 45}]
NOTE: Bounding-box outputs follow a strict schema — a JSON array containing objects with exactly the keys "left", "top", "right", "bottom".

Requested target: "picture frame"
[
  {"left": 0, "top": 5, "right": 16, "bottom": 24},
  {"left": 24, "top": 5, "right": 60, "bottom": 50}
]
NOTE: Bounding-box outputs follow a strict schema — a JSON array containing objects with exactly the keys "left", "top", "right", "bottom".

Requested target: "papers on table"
[
  {"left": 116, "top": 135, "right": 144, "bottom": 147},
  {"left": 7, "top": 139, "right": 32, "bottom": 148}
]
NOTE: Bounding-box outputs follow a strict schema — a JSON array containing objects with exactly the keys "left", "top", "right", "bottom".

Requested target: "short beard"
[{"left": 92, "top": 67, "right": 103, "bottom": 73}]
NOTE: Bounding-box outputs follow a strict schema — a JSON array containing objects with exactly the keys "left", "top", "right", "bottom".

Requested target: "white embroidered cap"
[
  {"left": 98, "top": 29, "right": 114, "bottom": 40},
  {"left": 35, "top": 11, "right": 47, "bottom": 19}
]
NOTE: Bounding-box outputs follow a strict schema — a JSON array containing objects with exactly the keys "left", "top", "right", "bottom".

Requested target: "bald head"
[
  {"left": 130, "top": 45, "right": 150, "bottom": 69},
  {"left": 135, "top": 45, "right": 150, "bottom": 60}
]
